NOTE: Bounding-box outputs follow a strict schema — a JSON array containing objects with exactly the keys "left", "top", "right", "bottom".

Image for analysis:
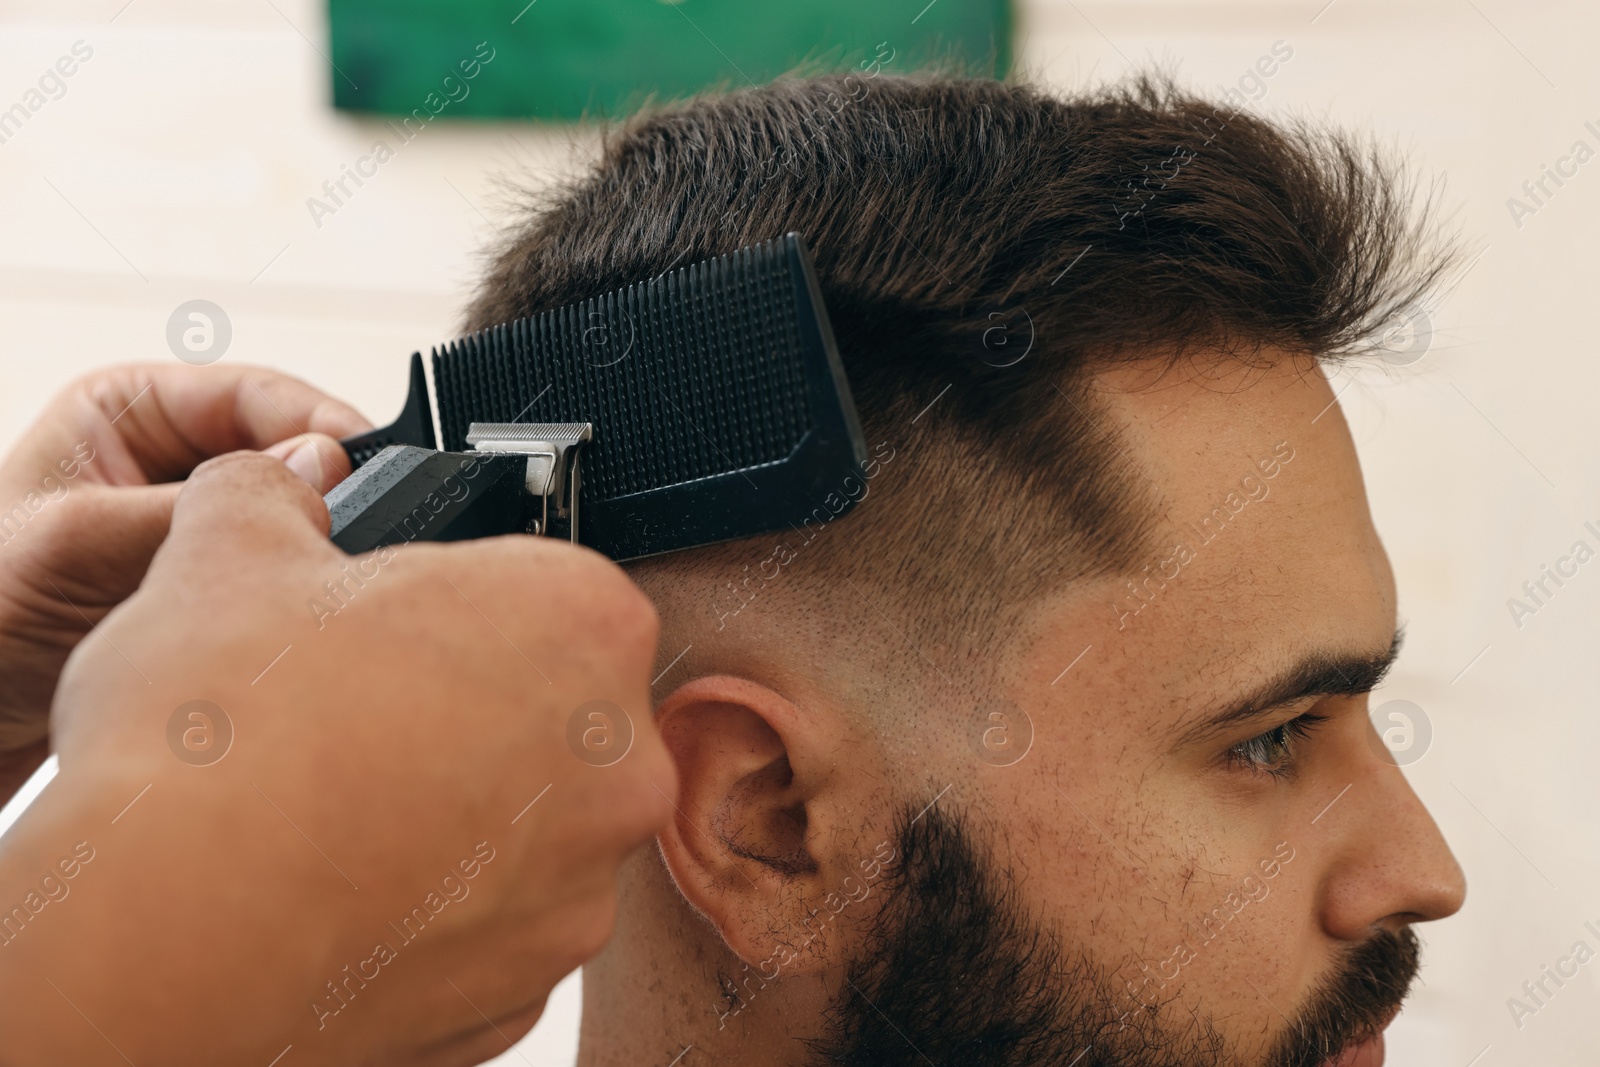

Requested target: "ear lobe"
[{"left": 653, "top": 675, "right": 838, "bottom": 972}]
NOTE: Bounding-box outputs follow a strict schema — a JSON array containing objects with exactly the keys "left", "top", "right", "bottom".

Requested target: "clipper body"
[{"left": 326, "top": 423, "right": 591, "bottom": 555}]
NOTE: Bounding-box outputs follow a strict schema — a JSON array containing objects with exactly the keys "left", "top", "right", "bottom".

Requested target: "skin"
[
  {"left": 579, "top": 353, "right": 1467, "bottom": 1066},
  {"left": 0, "top": 363, "right": 373, "bottom": 799},
  {"left": 0, "top": 367, "right": 678, "bottom": 1065}
]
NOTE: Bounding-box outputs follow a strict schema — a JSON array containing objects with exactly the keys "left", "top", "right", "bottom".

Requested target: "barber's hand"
[
  {"left": 0, "top": 364, "right": 369, "bottom": 768},
  {"left": 1, "top": 452, "right": 674, "bottom": 1067}
]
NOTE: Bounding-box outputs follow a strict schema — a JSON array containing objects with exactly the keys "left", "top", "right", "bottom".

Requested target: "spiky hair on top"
[{"left": 467, "top": 71, "right": 1456, "bottom": 643}]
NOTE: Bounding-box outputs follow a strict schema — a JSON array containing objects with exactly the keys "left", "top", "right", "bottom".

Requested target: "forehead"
[{"left": 1029, "top": 355, "right": 1396, "bottom": 713}]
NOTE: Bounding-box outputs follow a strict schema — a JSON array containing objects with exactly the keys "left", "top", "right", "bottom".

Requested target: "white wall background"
[{"left": 0, "top": 1, "right": 1595, "bottom": 1064}]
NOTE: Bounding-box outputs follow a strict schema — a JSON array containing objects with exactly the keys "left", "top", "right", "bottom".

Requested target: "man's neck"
[{"left": 576, "top": 850, "right": 832, "bottom": 1067}]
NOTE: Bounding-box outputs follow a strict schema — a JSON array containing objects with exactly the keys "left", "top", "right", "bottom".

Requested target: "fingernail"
[{"left": 281, "top": 439, "right": 324, "bottom": 487}]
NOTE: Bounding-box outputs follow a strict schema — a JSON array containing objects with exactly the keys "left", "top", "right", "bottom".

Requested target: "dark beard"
[{"left": 806, "top": 804, "right": 1420, "bottom": 1067}]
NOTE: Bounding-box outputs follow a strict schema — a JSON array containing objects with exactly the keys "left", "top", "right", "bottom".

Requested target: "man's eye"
[{"left": 1225, "top": 712, "right": 1328, "bottom": 778}]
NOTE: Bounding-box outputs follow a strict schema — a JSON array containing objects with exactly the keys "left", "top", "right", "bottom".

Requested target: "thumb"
[{"left": 262, "top": 432, "right": 354, "bottom": 495}]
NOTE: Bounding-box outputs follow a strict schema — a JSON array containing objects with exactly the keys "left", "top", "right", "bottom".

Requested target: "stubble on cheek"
[{"left": 1028, "top": 756, "right": 1296, "bottom": 1034}]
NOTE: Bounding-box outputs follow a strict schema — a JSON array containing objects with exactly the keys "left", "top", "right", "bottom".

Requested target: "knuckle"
[
  {"left": 468, "top": 540, "right": 658, "bottom": 648},
  {"left": 572, "top": 558, "right": 657, "bottom": 649},
  {"left": 612, "top": 750, "right": 676, "bottom": 840},
  {"left": 70, "top": 364, "right": 147, "bottom": 405},
  {"left": 633, "top": 778, "right": 676, "bottom": 839},
  {"left": 605, "top": 580, "right": 660, "bottom": 655},
  {"left": 193, "top": 450, "right": 324, "bottom": 511},
  {"left": 190, "top": 448, "right": 281, "bottom": 481}
]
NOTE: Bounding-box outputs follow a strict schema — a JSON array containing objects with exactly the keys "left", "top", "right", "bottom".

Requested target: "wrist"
[{"left": 0, "top": 758, "right": 365, "bottom": 1065}]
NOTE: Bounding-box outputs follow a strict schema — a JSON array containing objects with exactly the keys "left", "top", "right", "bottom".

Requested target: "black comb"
[{"left": 330, "top": 233, "right": 868, "bottom": 561}]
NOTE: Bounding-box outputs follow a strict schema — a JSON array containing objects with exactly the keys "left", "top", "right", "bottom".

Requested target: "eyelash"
[{"left": 1225, "top": 712, "right": 1330, "bottom": 780}]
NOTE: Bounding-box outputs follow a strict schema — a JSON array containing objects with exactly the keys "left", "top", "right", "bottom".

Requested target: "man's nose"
[{"left": 1317, "top": 742, "right": 1467, "bottom": 941}]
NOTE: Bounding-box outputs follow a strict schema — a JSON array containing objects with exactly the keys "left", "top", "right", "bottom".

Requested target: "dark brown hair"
[{"left": 467, "top": 72, "right": 1452, "bottom": 656}]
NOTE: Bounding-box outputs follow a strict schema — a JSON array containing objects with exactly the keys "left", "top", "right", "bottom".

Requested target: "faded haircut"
[{"left": 465, "top": 71, "right": 1454, "bottom": 669}]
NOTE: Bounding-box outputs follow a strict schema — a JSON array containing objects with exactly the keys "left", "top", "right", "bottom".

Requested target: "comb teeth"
[{"left": 433, "top": 237, "right": 815, "bottom": 502}]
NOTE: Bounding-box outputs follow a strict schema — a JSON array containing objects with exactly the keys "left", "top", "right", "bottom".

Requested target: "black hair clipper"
[{"left": 327, "top": 233, "right": 868, "bottom": 561}]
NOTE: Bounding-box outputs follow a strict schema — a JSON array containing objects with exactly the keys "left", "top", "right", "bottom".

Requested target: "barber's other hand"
[
  {"left": 0, "top": 363, "right": 369, "bottom": 769},
  {"left": 5, "top": 452, "right": 674, "bottom": 1067}
]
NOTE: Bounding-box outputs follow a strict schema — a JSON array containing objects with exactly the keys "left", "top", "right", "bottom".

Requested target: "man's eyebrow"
[{"left": 1173, "top": 628, "right": 1405, "bottom": 748}]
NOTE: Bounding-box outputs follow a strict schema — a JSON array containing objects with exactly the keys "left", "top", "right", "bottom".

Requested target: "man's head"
[{"left": 468, "top": 72, "right": 1465, "bottom": 1066}]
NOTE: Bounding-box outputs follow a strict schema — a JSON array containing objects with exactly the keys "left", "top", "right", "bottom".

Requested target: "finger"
[
  {"left": 444, "top": 536, "right": 661, "bottom": 676},
  {"left": 155, "top": 452, "right": 335, "bottom": 575},
  {"left": 70, "top": 364, "right": 372, "bottom": 483},
  {"left": 223, "top": 368, "right": 373, "bottom": 446},
  {"left": 55, "top": 436, "right": 349, "bottom": 579},
  {"left": 56, "top": 484, "right": 185, "bottom": 606},
  {"left": 262, "top": 432, "right": 354, "bottom": 494},
  {"left": 0, "top": 484, "right": 184, "bottom": 652}
]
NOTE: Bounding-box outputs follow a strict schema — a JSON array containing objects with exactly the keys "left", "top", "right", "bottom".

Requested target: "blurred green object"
[{"left": 327, "top": 0, "right": 1011, "bottom": 121}]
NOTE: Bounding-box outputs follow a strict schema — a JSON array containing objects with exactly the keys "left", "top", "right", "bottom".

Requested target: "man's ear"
[{"left": 654, "top": 674, "right": 875, "bottom": 975}]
